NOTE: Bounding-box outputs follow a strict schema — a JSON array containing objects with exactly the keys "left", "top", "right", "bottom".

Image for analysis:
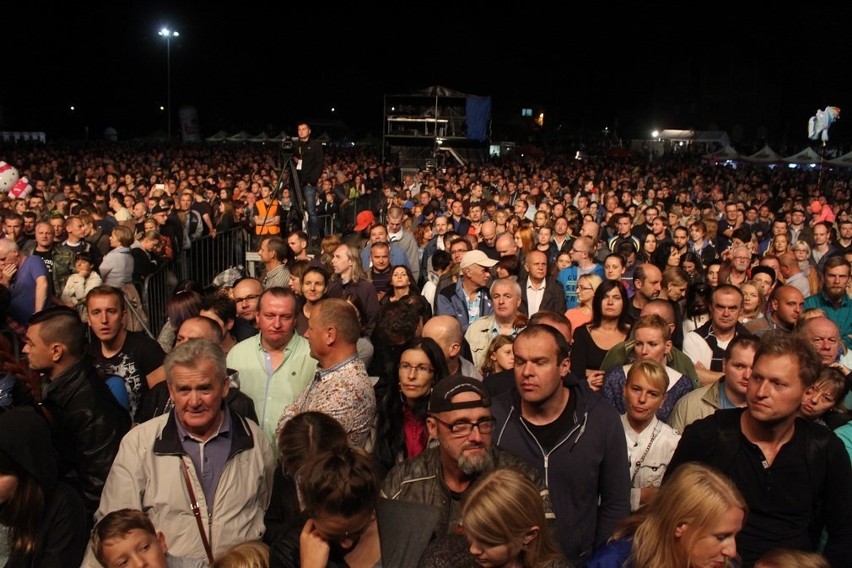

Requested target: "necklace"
[{"left": 631, "top": 421, "right": 661, "bottom": 483}]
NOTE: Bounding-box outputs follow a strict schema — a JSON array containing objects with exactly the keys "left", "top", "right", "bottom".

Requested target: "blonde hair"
[
  {"left": 633, "top": 313, "right": 672, "bottom": 342},
  {"left": 461, "top": 468, "right": 565, "bottom": 568},
  {"left": 614, "top": 463, "right": 746, "bottom": 568},
  {"left": 212, "top": 540, "right": 270, "bottom": 568},
  {"left": 740, "top": 280, "right": 765, "bottom": 313},
  {"left": 755, "top": 548, "right": 829, "bottom": 568},
  {"left": 481, "top": 334, "right": 515, "bottom": 376},
  {"left": 626, "top": 359, "right": 670, "bottom": 393},
  {"left": 578, "top": 273, "right": 603, "bottom": 292}
]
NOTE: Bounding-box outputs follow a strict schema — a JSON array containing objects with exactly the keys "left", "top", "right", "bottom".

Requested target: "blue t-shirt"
[{"left": 9, "top": 255, "right": 49, "bottom": 325}]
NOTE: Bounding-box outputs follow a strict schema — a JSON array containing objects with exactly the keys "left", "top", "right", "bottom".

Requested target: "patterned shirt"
[{"left": 277, "top": 355, "right": 376, "bottom": 448}]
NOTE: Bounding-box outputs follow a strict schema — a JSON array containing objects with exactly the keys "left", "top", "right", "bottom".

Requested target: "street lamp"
[{"left": 158, "top": 27, "right": 179, "bottom": 140}]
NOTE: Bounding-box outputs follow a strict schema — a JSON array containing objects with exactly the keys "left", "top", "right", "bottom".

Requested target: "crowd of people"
[{"left": 1, "top": 125, "right": 852, "bottom": 568}]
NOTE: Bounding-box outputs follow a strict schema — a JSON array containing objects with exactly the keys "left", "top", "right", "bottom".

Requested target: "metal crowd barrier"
[{"left": 140, "top": 227, "right": 250, "bottom": 338}]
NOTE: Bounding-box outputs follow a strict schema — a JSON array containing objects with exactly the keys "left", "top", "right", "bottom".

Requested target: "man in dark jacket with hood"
[
  {"left": 22, "top": 306, "right": 131, "bottom": 522},
  {"left": 491, "top": 324, "right": 630, "bottom": 566}
]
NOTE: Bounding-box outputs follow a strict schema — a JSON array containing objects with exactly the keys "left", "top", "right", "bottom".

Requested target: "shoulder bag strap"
[{"left": 181, "top": 460, "right": 214, "bottom": 564}]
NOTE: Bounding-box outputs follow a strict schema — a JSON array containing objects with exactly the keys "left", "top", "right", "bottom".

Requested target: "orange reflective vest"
[{"left": 255, "top": 200, "right": 281, "bottom": 235}]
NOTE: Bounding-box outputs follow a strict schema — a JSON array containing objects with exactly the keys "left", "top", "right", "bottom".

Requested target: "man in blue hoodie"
[{"left": 491, "top": 324, "right": 630, "bottom": 565}]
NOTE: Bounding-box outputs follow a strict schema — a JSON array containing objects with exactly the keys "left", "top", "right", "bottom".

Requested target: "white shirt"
[
  {"left": 621, "top": 415, "right": 681, "bottom": 511},
  {"left": 682, "top": 329, "right": 734, "bottom": 370},
  {"left": 526, "top": 278, "right": 546, "bottom": 316}
]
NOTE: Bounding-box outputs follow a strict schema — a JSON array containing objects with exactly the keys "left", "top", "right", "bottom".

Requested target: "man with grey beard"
[{"left": 380, "top": 375, "right": 552, "bottom": 537}]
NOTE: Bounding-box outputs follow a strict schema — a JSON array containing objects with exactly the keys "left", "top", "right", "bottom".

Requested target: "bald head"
[
  {"left": 495, "top": 232, "right": 518, "bottom": 257},
  {"left": 580, "top": 221, "right": 601, "bottom": 243},
  {"left": 770, "top": 285, "right": 804, "bottom": 328},
  {"left": 422, "top": 314, "right": 463, "bottom": 361},
  {"left": 176, "top": 316, "right": 224, "bottom": 345},
  {"left": 480, "top": 220, "right": 497, "bottom": 241},
  {"left": 798, "top": 316, "right": 841, "bottom": 365}
]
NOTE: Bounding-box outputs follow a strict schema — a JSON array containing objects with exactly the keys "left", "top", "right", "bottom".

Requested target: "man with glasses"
[
  {"left": 492, "top": 324, "right": 630, "bottom": 565},
  {"left": 683, "top": 284, "right": 752, "bottom": 386},
  {"left": 381, "top": 374, "right": 551, "bottom": 537},
  {"left": 727, "top": 244, "right": 752, "bottom": 288},
  {"left": 717, "top": 201, "right": 742, "bottom": 251},
  {"left": 230, "top": 277, "right": 263, "bottom": 341}
]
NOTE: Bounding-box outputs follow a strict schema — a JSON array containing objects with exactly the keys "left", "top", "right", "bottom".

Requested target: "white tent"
[
  {"left": 227, "top": 131, "right": 253, "bottom": 141},
  {"left": 827, "top": 150, "right": 852, "bottom": 168},
  {"left": 249, "top": 132, "right": 270, "bottom": 142},
  {"left": 703, "top": 145, "right": 741, "bottom": 162},
  {"left": 783, "top": 147, "right": 824, "bottom": 165},
  {"left": 206, "top": 130, "right": 229, "bottom": 142},
  {"left": 743, "top": 145, "right": 783, "bottom": 164}
]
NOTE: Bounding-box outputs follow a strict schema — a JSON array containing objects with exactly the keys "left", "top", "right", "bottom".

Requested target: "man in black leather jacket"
[{"left": 23, "top": 306, "right": 131, "bottom": 525}]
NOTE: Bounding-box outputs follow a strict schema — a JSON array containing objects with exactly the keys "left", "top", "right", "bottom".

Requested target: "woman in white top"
[{"left": 620, "top": 359, "right": 681, "bottom": 511}]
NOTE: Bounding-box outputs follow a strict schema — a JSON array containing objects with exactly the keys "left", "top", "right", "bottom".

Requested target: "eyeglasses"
[
  {"left": 234, "top": 293, "right": 261, "bottom": 304},
  {"left": 577, "top": 285, "right": 594, "bottom": 292},
  {"left": 431, "top": 416, "right": 496, "bottom": 437},
  {"left": 399, "top": 362, "right": 434, "bottom": 375}
]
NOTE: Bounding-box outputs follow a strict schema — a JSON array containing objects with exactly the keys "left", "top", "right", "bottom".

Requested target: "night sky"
[{"left": 5, "top": 3, "right": 852, "bottom": 146}]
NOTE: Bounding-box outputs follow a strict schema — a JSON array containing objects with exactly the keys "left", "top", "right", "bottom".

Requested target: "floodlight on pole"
[{"left": 158, "top": 27, "right": 179, "bottom": 140}]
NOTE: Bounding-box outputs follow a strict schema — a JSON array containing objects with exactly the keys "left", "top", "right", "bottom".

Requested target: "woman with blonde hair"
[
  {"left": 480, "top": 334, "right": 516, "bottom": 377},
  {"left": 618, "top": 360, "right": 681, "bottom": 511},
  {"left": 461, "top": 468, "right": 571, "bottom": 568},
  {"left": 212, "top": 540, "right": 270, "bottom": 568},
  {"left": 601, "top": 314, "right": 694, "bottom": 422},
  {"left": 586, "top": 463, "right": 746, "bottom": 568},
  {"left": 791, "top": 240, "right": 821, "bottom": 295},
  {"left": 565, "top": 273, "right": 602, "bottom": 332},
  {"left": 738, "top": 280, "right": 765, "bottom": 324}
]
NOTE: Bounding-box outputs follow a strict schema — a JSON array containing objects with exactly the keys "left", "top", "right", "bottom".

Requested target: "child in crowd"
[
  {"left": 92, "top": 508, "right": 206, "bottom": 568},
  {"left": 60, "top": 251, "right": 102, "bottom": 322}
]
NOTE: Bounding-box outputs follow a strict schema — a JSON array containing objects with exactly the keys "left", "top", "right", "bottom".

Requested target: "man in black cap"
[{"left": 380, "top": 374, "right": 552, "bottom": 537}]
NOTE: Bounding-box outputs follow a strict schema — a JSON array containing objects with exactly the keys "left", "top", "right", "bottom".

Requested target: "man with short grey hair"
[
  {"left": 465, "top": 278, "right": 525, "bottom": 369},
  {"left": 89, "top": 339, "right": 275, "bottom": 565}
]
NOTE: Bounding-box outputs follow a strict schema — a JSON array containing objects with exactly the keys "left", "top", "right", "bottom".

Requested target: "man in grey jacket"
[{"left": 86, "top": 339, "right": 275, "bottom": 566}]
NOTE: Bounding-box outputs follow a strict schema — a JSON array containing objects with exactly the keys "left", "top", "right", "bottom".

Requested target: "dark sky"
[{"left": 5, "top": 3, "right": 852, "bottom": 146}]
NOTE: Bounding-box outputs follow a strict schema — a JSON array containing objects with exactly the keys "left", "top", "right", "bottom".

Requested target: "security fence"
[{"left": 137, "top": 227, "right": 249, "bottom": 337}]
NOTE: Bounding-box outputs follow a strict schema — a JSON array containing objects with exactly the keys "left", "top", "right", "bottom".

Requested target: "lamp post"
[{"left": 158, "top": 27, "right": 179, "bottom": 140}]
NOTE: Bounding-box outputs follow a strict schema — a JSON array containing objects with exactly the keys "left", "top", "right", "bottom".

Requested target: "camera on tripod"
[{"left": 281, "top": 136, "right": 299, "bottom": 151}]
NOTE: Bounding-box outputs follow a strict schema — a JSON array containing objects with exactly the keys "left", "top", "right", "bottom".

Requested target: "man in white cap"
[{"left": 436, "top": 249, "right": 497, "bottom": 332}]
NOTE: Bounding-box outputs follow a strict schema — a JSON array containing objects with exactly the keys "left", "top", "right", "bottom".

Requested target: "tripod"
[{"left": 256, "top": 147, "right": 303, "bottom": 246}]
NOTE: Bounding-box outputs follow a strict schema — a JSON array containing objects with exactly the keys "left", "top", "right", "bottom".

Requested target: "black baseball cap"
[{"left": 428, "top": 375, "right": 490, "bottom": 413}]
